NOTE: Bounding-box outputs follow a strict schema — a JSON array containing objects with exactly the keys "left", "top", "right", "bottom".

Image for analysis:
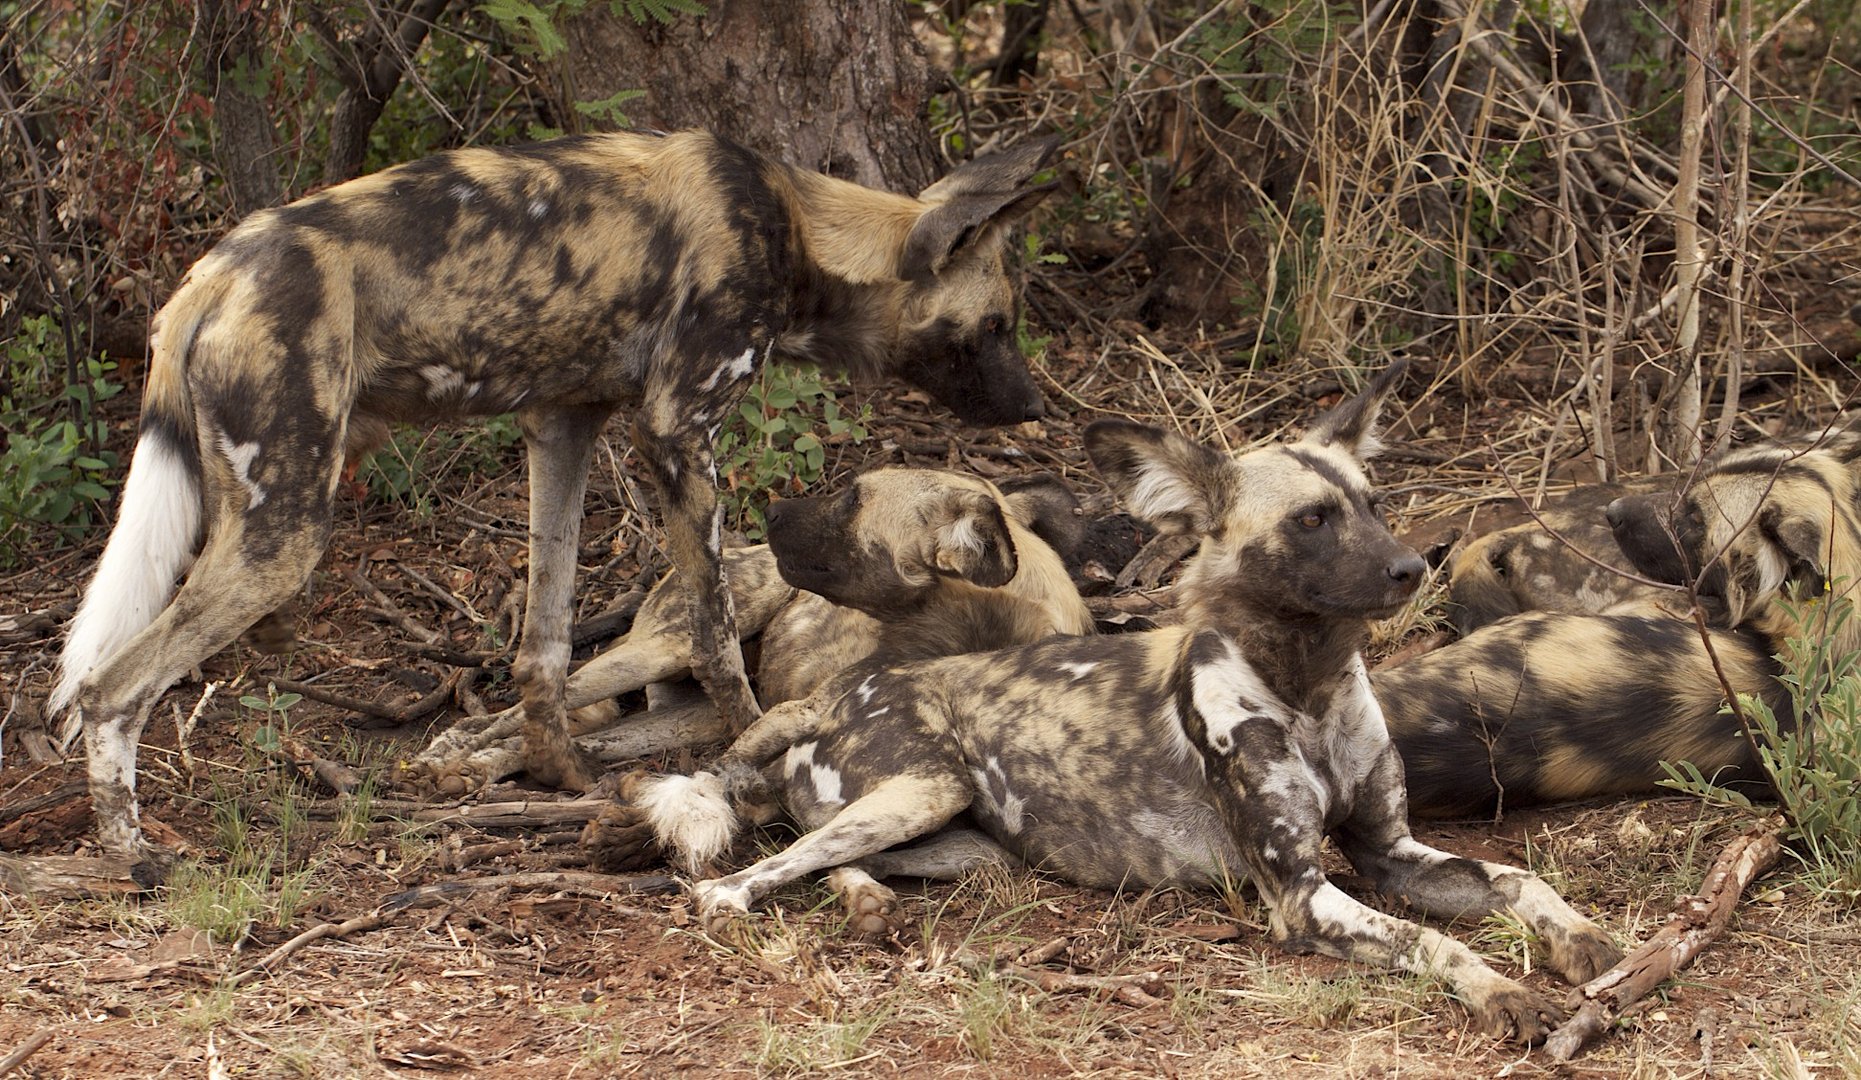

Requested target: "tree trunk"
[
  {"left": 322, "top": 0, "right": 455, "bottom": 184},
  {"left": 558, "top": 0, "right": 942, "bottom": 190},
  {"left": 195, "top": 0, "right": 283, "bottom": 216}
]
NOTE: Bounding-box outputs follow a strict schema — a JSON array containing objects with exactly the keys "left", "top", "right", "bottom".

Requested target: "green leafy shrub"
[
  {"left": 1662, "top": 587, "right": 1861, "bottom": 902},
  {"left": 715, "top": 362, "right": 868, "bottom": 541},
  {"left": 359, "top": 414, "right": 524, "bottom": 517},
  {"left": 0, "top": 316, "right": 123, "bottom": 566}
]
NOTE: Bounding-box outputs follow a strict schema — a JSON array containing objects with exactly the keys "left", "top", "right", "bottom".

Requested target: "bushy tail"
[
  {"left": 49, "top": 272, "right": 222, "bottom": 742},
  {"left": 634, "top": 761, "right": 771, "bottom": 875}
]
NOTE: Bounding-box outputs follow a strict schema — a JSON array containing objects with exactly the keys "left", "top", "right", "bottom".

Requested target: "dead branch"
[
  {"left": 273, "top": 732, "right": 363, "bottom": 795},
  {"left": 1545, "top": 823, "right": 1784, "bottom": 1061},
  {"left": 0, "top": 853, "right": 163, "bottom": 898},
  {"left": 0, "top": 1030, "right": 53, "bottom": 1076},
  {"left": 226, "top": 908, "right": 400, "bottom": 987},
  {"left": 303, "top": 796, "right": 614, "bottom": 828},
  {"left": 380, "top": 870, "right": 677, "bottom": 910}
]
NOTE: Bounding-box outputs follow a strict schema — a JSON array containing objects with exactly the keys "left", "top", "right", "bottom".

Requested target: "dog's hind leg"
[
  {"left": 513, "top": 402, "right": 615, "bottom": 792},
  {"left": 633, "top": 343, "right": 767, "bottom": 739},
  {"left": 692, "top": 769, "right": 972, "bottom": 935},
  {"left": 829, "top": 829, "right": 1023, "bottom": 936},
  {"left": 1335, "top": 745, "right": 1623, "bottom": 986},
  {"left": 79, "top": 431, "right": 341, "bottom": 858}
]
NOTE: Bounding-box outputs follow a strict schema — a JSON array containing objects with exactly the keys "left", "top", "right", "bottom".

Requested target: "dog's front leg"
[
  {"left": 1198, "top": 723, "right": 1563, "bottom": 1043},
  {"left": 1336, "top": 745, "right": 1623, "bottom": 986},
  {"left": 514, "top": 403, "right": 614, "bottom": 791}
]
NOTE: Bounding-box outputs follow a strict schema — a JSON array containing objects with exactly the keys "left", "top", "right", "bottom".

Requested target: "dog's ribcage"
[{"left": 776, "top": 627, "right": 1395, "bottom": 890}]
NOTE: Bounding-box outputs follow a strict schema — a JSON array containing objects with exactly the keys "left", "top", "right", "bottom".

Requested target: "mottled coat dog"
[
  {"left": 648, "top": 367, "right": 1620, "bottom": 1042},
  {"left": 50, "top": 128, "right": 1060, "bottom": 859},
  {"left": 408, "top": 470, "right": 1091, "bottom": 792},
  {"left": 1383, "top": 432, "right": 1861, "bottom": 817}
]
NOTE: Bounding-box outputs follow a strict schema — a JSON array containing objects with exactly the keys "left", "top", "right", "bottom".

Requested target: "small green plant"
[
  {"left": 0, "top": 315, "right": 123, "bottom": 566},
  {"left": 482, "top": 0, "right": 705, "bottom": 59},
  {"left": 359, "top": 415, "right": 522, "bottom": 516},
  {"left": 715, "top": 362, "right": 868, "bottom": 540},
  {"left": 1662, "top": 585, "right": 1861, "bottom": 902}
]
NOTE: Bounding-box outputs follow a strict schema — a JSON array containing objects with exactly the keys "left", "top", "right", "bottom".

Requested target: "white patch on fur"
[
  {"left": 638, "top": 771, "right": 739, "bottom": 875},
  {"left": 527, "top": 198, "right": 548, "bottom": 219},
  {"left": 856, "top": 675, "right": 878, "bottom": 704},
  {"left": 785, "top": 742, "right": 846, "bottom": 808},
  {"left": 867, "top": 705, "right": 891, "bottom": 718},
  {"left": 421, "top": 364, "right": 464, "bottom": 400},
  {"left": 1059, "top": 661, "right": 1098, "bottom": 680},
  {"left": 1125, "top": 461, "right": 1202, "bottom": 526},
  {"left": 940, "top": 514, "right": 984, "bottom": 557},
  {"left": 51, "top": 435, "right": 203, "bottom": 732},
  {"left": 1189, "top": 636, "right": 1288, "bottom": 754},
  {"left": 216, "top": 434, "right": 266, "bottom": 510},
  {"left": 464, "top": 380, "right": 484, "bottom": 399},
  {"left": 702, "top": 347, "right": 757, "bottom": 391},
  {"left": 970, "top": 756, "right": 1026, "bottom": 834},
  {"left": 450, "top": 183, "right": 476, "bottom": 204}
]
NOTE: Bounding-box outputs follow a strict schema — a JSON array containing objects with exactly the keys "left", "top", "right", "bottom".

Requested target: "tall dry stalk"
[{"left": 1656, "top": 0, "right": 1716, "bottom": 472}]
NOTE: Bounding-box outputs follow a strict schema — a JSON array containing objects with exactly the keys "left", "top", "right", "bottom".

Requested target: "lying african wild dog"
[
  {"left": 409, "top": 470, "right": 1091, "bottom": 793},
  {"left": 50, "top": 128, "right": 1062, "bottom": 860},
  {"left": 1608, "top": 430, "right": 1861, "bottom": 654},
  {"left": 1445, "top": 478, "right": 1673, "bottom": 634},
  {"left": 606, "top": 466, "right": 1097, "bottom": 884},
  {"left": 646, "top": 366, "right": 1621, "bottom": 1042},
  {"left": 1382, "top": 430, "right": 1861, "bottom": 817},
  {"left": 1376, "top": 613, "right": 1785, "bottom": 817}
]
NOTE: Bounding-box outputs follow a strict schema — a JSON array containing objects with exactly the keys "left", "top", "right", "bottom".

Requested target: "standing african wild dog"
[
  {"left": 49, "top": 128, "right": 1061, "bottom": 860},
  {"left": 649, "top": 366, "right": 1621, "bottom": 1042}
]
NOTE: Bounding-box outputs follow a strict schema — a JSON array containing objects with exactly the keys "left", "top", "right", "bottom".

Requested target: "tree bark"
[
  {"left": 559, "top": 0, "right": 942, "bottom": 190},
  {"left": 321, "top": 0, "right": 455, "bottom": 184},
  {"left": 195, "top": 0, "right": 283, "bottom": 216},
  {"left": 1652, "top": 0, "right": 1713, "bottom": 472}
]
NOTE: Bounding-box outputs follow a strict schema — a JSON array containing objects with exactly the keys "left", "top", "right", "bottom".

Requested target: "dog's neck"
[
  {"left": 773, "top": 167, "right": 916, "bottom": 379},
  {"left": 1187, "top": 593, "right": 1370, "bottom": 719}
]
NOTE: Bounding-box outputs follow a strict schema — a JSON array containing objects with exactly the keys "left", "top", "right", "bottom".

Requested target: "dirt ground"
[{"left": 6, "top": 337, "right": 1861, "bottom": 1078}]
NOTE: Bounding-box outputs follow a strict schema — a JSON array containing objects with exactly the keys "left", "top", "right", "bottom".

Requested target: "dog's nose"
[
  {"left": 1387, "top": 552, "right": 1426, "bottom": 588},
  {"left": 1022, "top": 395, "right": 1047, "bottom": 422},
  {"left": 1604, "top": 497, "right": 1626, "bottom": 530},
  {"left": 765, "top": 498, "right": 790, "bottom": 527}
]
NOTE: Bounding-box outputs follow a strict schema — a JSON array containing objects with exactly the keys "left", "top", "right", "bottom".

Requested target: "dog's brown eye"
[{"left": 1299, "top": 512, "right": 1324, "bottom": 529}]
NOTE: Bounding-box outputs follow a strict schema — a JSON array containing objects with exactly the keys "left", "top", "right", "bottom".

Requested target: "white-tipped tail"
[
  {"left": 50, "top": 433, "right": 201, "bottom": 741},
  {"left": 637, "top": 771, "right": 740, "bottom": 875}
]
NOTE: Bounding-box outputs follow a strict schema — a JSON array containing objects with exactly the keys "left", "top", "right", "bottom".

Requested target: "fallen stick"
[
  {"left": 0, "top": 853, "right": 165, "bottom": 898},
  {"left": 226, "top": 908, "right": 400, "bottom": 987},
  {"left": 303, "top": 796, "right": 613, "bottom": 827},
  {"left": 381, "top": 870, "right": 677, "bottom": 910},
  {"left": 1544, "top": 823, "right": 1783, "bottom": 1061},
  {"left": 0, "top": 1030, "right": 53, "bottom": 1076}
]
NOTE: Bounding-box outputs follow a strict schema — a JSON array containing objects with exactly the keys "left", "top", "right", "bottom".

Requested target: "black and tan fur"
[
  {"left": 1609, "top": 431, "right": 1861, "bottom": 655},
  {"left": 645, "top": 367, "right": 1620, "bottom": 1042},
  {"left": 50, "top": 129, "right": 1061, "bottom": 860},
  {"left": 408, "top": 470, "right": 1092, "bottom": 792},
  {"left": 1445, "top": 479, "right": 1673, "bottom": 633},
  {"left": 1377, "top": 613, "right": 1784, "bottom": 817},
  {"left": 1384, "top": 432, "right": 1861, "bottom": 817}
]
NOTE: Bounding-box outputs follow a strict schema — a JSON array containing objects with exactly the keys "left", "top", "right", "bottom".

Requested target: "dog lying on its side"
[
  {"left": 49, "top": 128, "right": 1060, "bottom": 861},
  {"left": 408, "top": 471, "right": 1092, "bottom": 792},
  {"left": 1382, "top": 430, "right": 1861, "bottom": 817},
  {"left": 641, "top": 366, "right": 1621, "bottom": 1043}
]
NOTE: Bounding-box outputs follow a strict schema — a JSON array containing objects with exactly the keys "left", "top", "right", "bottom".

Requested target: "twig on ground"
[
  {"left": 1545, "top": 822, "right": 1784, "bottom": 1061},
  {"left": 0, "top": 1030, "right": 53, "bottom": 1076},
  {"left": 226, "top": 908, "right": 400, "bottom": 987},
  {"left": 381, "top": 870, "right": 677, "bottom": 910}
]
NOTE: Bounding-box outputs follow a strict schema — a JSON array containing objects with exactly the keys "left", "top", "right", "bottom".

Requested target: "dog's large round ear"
[
  {"left": 996, "top": 474, "right": 1084, "bottom": 561},
  {"left": 901, "top": 136, "right": 1063, "bottom": 282},
  {"left": 1759, "top": 503, "right": 1832, "bottom": 598},
  {"left": 1303, "top": 360, "right": 1408, "bottom": 462},
  {"left": 1084, "top": 419, "right": 1231, "bottom": 537},
  {"left": 931, "top": 491, "right": 1019, "bottom": 588}
]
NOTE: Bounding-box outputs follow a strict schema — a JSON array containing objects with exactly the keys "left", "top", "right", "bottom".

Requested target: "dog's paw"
[
  {"left": 693, "top": 879, "right": 753, "bottom": 938},
  {"left": 840, "top": 879, "right": 903, "bottom": 939},
  {"left": 522, "top": 738, "right": 600, "bottom": 793},
  {"left": 579, "top": 802, "right": 665, "bottom": 872},
  {"left": 1464, "top": 979, "right": 1563, "bottom": 1045},
  {"left": 1547, "top": 923, "right": 1623, "bottom": 986}
]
